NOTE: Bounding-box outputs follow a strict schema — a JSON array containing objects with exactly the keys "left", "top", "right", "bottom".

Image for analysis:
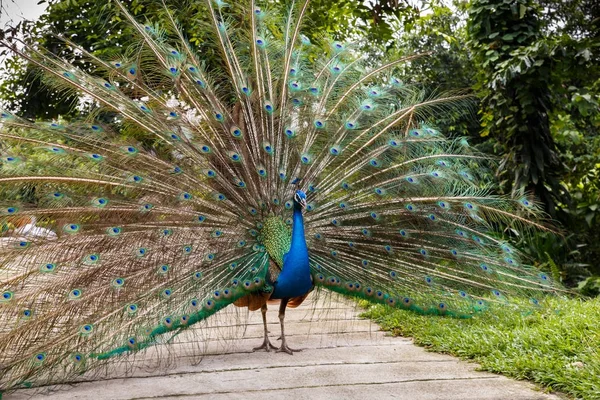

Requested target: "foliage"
[
  {"left": 467, "top": 0, "right": 566, "bottom": 214},
  {"left": 362, "top": 298, "right": 600, "bottom": 400},
  {"left": 0, "top": 0, "right": 215, "bottom": 118},
  {"left": 543, "top": 0, "right": 600, "bottom": 276},
  {"left": 579, "top": 277, "right": 600, "bottom": 297},
  {"left": 387, "top": 1, "right": 479, "bottom": 139},
  {"left": 304, "top": 0, "right": 419, "bottom": 48},
  {"left": 467, "top": 0, "right": 600, "bottom": 280}
]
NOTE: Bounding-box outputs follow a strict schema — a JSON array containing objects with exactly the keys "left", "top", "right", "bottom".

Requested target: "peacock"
[{"left": 0, "top": 0, "right": 561, "bottom": 395}]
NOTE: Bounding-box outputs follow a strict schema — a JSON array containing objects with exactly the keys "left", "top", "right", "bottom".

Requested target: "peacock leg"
[
  {"left": 276, "top": 298, "right": 302, "bottom": 354},
  {"left": 253, "top": 304, "right": 276, "bottom": 352}
]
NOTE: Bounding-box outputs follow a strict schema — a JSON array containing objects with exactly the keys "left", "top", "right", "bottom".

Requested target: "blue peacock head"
[{"left": 294, "top": 190, "right": 307, "bottom": 209}]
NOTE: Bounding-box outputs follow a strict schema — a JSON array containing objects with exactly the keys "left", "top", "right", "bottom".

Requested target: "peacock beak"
[{"left": 299, "top": 198, "right": 307, "bottom": 209}]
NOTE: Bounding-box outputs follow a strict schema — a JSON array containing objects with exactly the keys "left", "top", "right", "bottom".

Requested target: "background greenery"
[{"left": 1, "top": 0, "right": 599, "bottom": 290}]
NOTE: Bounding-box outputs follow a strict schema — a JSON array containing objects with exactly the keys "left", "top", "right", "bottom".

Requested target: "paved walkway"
[{"left": 11, "top": 294, "right": 561, "bottom": 399}]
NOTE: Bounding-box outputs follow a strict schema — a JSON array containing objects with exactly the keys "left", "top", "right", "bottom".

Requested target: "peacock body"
[{"left": 0, "top": 0, "right": 561, "bottom": 395}]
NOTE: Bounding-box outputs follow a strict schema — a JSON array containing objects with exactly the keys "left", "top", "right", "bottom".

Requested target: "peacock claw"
[
  {"left": 276, "top": 343, "right": 302, "bottom": 355},
  {"left": 253, "top": 340, "right": 276, "bottom": 352}
]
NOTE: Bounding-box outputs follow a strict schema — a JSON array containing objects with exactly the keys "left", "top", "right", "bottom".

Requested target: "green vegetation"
[
  {"left": 468, "top": 0, "right": 563, "bottom": 213},
  {"left": 466, "top": 0, "right": 600, "bottom": 286},
  {"left": 361, "top": 298, "right": 600, "bottom": 399}
]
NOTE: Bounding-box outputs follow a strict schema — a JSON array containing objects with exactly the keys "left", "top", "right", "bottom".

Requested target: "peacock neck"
[
  {"left": 291, "top": 203, "right": 307, "bottom": 251},
  {"left": 269, "top": 202, "right": 310, "bottom": 298}
]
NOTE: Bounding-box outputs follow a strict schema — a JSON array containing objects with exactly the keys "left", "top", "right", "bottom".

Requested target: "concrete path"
[{"left": 11, "top": 294, "right": 561, "bottom": 400}]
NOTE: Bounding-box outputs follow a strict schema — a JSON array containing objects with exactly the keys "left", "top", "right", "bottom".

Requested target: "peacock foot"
[
  {"left": 253, "top": 338, "right": 276, "bottom": 352},
  {"left": 276, "top": 342, "right": 302, "bottom": 355}
]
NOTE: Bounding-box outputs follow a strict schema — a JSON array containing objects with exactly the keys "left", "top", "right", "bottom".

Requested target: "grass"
[{"left": 360, "top": 296, "right": 600, "bottom": 399}]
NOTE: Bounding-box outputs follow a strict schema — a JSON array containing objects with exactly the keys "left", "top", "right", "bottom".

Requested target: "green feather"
[{"left": 260, "top": 216, "right": 291, "bottom": 268}]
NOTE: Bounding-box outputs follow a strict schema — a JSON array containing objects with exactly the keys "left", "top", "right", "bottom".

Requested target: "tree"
[
  {"left": 468, "top": 0, "right": 567, "bottom": 215},
  {"left": 0, "top": 0, "right": 218, "bottom": 118}
]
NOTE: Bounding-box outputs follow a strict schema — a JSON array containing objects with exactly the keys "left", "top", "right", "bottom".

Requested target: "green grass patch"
[{"left": 360, "top": 297, "right": 600, "bottom": 399}]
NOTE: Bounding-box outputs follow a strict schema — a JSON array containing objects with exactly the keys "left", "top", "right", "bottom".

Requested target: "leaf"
[
  {"left": 585, "top": 212, "right": 595, "bottom": 227},
  {"left": 519, "top": 4, "right": 526, "bottom": 19}
]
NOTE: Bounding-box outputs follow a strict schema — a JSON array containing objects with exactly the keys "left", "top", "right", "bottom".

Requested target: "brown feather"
[
  {"left": 287, "top": 291, "right": 312, "bottom": 308},
  {"left": 233, "top": 292, "right": 271, "bottom": 311}
]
